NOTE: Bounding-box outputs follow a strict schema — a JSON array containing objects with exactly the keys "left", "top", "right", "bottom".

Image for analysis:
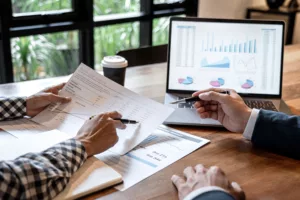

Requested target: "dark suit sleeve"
[
  {"left": 192, "top": 190, "right": 235, "bottom": 200},
  {"left": 251, "top": 109, "right": 300, "bottom": 159}
]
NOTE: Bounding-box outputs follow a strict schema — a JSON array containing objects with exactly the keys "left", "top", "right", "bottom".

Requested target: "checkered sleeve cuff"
[
  {"left": 42, "top": 139, "right": 88, "bottom": 174},
  {"left": 0, "top": 139, "right": 87, "bottom": 199},
  {"left": 0, "top": 97, "right": 26, "bottom": 121}
]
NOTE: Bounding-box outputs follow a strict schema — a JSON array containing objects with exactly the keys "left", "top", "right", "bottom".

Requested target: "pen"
[
  {"left": 169, "top": 91, "right": 230, "bottom": 104},
  {"left": 114, "top": 118, "right": 139, "bottom": 124},
  {"left": 89, "top": 116, "right": 139, "bottom": 124}
]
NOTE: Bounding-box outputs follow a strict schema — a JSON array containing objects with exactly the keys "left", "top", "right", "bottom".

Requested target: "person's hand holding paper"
[{"left": 26, "top": 83, "right": 71, "bottom": 117}]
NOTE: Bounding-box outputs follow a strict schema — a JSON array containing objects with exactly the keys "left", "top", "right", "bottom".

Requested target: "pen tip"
[{"left": 170, "top": 100, "right": 181, "bottom": 104}]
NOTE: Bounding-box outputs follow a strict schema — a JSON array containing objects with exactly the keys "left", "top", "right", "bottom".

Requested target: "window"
[
  {"left": 153, "top": 15, "right": 185, "bottom": 46},
  {"left": 12, "top": 0, "right": 72, "bottom": 15},
  {"left": 1, "top": 0, "right": 198, "bottom": 83},
  {"left": 153, "top": 17, "right": 170, "bottom": 46},
  {"left": 94, "top": 0, "right": 140, "bottom": 16},
  {"left": 11, "top": 31, "right": 79, "bottom": 82},
  {"left": 95, "top": 22, "right": 139, "bottom": 70}
]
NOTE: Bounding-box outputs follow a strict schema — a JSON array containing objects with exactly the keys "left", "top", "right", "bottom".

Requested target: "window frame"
[{"left": 0, "top": 0, "right": 198, "bottom": 83}]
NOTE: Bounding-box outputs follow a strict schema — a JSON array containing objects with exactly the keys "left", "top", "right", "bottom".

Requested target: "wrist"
[
  {"left": 77, "top": 139, "right": 93, "bottom": 157},
  {"left": 242, "top": 108, "right": 252, "bottom": 132}
]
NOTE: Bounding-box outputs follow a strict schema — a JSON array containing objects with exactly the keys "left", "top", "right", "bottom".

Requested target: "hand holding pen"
[
  {"left": 192, "top": 88, "right": 252, "bottom": 133},
  {"left": 76, "top": 111, "right": 127, "bottom": 157},
  {"left": 170, "top": 90, "right": 230, "bottom": 104}
]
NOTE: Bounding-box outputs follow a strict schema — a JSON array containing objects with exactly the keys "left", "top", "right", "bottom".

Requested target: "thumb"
[
  {"left": 230, "top": 182, "right": 246, "bottom": 200},
  {"left": 198, "top": 91, "right": 228, "bottom": 104},
  {"left": 46, "top": 93, "right": 71, "bottom": 103}
]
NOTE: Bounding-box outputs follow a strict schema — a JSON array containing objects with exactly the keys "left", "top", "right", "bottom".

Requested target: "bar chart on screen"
[{"left": 200, "top": 33, "right": 257, "bottom": 54}]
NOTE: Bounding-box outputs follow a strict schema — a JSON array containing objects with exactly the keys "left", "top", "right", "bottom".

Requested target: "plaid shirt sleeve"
[
  {"left": 0, "top": 139, "right": 87, "bottom": 199},
  {"left": 0, "top": 97, "right": 27, "bottom": 121}
]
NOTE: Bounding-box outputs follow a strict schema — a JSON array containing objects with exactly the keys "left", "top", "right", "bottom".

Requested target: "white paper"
[
  {"left": 96, "top": 125, "right": 209, "bottom": 191},
  {"left": 33, "top": 63, "right": 174, "bottom": 155},
  {"left": 0, "top": 118, "right": 49, "bottom": 139},
  {"left": 0, "top": 130, "right": 71, "bottom": 160}
]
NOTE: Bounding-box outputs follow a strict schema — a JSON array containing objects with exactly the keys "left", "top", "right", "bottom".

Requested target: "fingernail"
[
  {"left": 231, "top": 182, "right": 242, "bottom": 191},
  {"left": 171, "top": 175, "right": 176, "bottom": 181},
  {"left": 198, "top": 94, "right": 204, "bottom": 98},
  {"left": 66, "top": 97, "right": 71, "bottom": 101}
]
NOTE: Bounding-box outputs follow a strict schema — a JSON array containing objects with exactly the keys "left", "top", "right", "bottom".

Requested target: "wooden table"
[{"left": 2, "top": 45, "right": 300, "bottom": 200}]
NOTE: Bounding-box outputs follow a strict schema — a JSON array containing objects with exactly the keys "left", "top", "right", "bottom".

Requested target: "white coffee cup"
[{"left": 101, "top": 56, "right": 128, "bottom": 86}]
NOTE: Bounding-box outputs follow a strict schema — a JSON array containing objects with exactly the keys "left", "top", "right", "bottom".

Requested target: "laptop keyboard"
[
  {"left": 177, "top": 97, "right": 278, "bottom": 111},
  {"left": 244, "top": 100, "right": 278, "bottom": 111}
]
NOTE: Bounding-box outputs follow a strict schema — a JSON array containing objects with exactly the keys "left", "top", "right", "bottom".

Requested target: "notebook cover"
[{"left": 54, "top": 156, "right": 122, "bottom": 200}]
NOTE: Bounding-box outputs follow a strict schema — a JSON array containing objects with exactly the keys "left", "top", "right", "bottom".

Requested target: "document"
[
  {"left": 0, "top": 118, "right": 49, "bottom": 139},
  {"left": 33, "top": 63, "right": 174, "bottom": 155},
  {"left": 0, "top": 130, "right": 71, "bottom": 160},
  {"left": 96, "top": 125, "right": 209, "bottom": 191}
]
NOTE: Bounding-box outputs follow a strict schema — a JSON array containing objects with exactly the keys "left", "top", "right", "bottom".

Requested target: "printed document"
[
  {"left": 0, "top": 118, "right": 49, "bottom": 139},
  {"left": 0, "top": 130, "right": 71, "bottom": 160},
  {"left": 96, "top": 125, "right": 209, "bottom": 191},
  {"left": 32, "top": 63, "right": 174, "bottom": 155}
]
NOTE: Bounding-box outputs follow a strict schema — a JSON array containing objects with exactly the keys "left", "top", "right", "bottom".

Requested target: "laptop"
[{"left": 164, "top": 17, "right": 291, "bottom": 126}]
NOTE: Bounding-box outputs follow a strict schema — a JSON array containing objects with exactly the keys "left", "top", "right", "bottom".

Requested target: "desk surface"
[{"left": 2, "top": 45, "right": 300, "bottom": 200}]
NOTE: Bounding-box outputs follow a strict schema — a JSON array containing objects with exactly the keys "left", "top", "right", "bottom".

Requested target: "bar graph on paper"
[{"left": 201, "top": 33, "right": 257, "bottom": 54}]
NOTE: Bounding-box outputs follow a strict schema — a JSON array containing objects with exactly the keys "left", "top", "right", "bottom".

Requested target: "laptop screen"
[{"left": 167, "top": 18, "right": 284, "bottom": 96}]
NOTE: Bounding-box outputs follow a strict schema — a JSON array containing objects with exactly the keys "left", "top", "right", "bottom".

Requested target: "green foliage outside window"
[
  {"left": 11, "top": 0, "right": 170, "bottom": 82},
  {"left": 95, "top": 22, "right": 140, "bottom": 70},
  {"left": 12, "top": 0, "right": 71, "bottom": 13},
  {"left": 94, "top": 0, "right": 140, "bottom": 16}
]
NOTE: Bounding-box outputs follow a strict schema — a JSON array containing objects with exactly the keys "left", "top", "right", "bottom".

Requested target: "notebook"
[
  {"left": 0, "top": 130, "right": 122, "bottom": 200},
  {"left": 54, "top": 156, "right": 122, "bottom": 200}
]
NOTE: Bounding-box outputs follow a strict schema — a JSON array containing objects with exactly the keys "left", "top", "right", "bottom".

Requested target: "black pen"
[
  {"left": 169, "top": 91, "right": 230, "bottom": 104},
  {"left": 89, "top": 116, "right": 138, "bottom": 124},
  {"left": 114, "top": 118, "right": 139, "bottom": 124}
]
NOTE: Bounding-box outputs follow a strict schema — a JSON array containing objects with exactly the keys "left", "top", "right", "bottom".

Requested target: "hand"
[
  {"left": 193, "top": 88, "right": 252, "bottom": 133},
  {"left": 171, "top": 165, "right": 245, "bottom": 200},
  {"left": 75, "top": 111, "right": 126, "bottom": 157},
  {"left": 26, "top": 83, "right": 71, "bottom": 117}
]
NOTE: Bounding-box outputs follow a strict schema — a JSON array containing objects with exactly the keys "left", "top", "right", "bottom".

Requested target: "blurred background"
[{"left": 0, "top": 0, "right": 299, "bottom": 83}]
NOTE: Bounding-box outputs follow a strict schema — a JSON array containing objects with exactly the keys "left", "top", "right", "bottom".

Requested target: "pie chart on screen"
[
  {"left": 178, "top": 76, "right": 193, "bottom": 85},
  {"left": 210, "top": 78, "right": 225, "bottom": 87},
  {"left": 241, "top": 79, "right": 254, "bottom": 89}
]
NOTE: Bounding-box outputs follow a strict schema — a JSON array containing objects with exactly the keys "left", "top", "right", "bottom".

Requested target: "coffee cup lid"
[{"left": 101, "top": 56, "right": 128, "bottom": 68}]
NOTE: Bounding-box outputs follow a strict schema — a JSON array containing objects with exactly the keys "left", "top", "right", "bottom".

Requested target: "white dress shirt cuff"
[
  {"left": 183, "top": 186, "right": 227, "bottom": 200},
  {"left": 243, "top": 108, "right": 260, "bottom": 140}
]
